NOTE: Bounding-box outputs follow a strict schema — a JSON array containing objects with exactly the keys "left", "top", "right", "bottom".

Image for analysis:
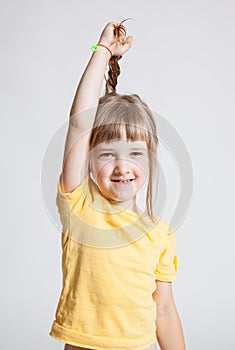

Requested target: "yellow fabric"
[{"left": 49, "top": 176, "right": 178, "bottom": 350}]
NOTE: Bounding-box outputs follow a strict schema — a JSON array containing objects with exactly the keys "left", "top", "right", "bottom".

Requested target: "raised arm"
[{"left": 60, "top": 22, "right": 133, "bottom": 193}]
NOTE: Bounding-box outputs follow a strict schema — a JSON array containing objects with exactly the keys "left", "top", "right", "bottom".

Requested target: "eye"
[
  {"left": 99, "top": 152, "right": 115, "bottom": 158},
  {"left": 130, "top": 152, "right": 143, "bottom": 156}
]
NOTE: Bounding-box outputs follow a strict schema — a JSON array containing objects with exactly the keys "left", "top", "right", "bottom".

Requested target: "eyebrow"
[{"left": 98, "top": 147, "right": 147, "bottom": 151}]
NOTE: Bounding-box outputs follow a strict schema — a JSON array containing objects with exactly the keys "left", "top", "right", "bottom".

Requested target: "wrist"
[
  {"left": 97, "top": 43, "right": 112, "bottom": 58},
  {"left": 91, "top": 43, "right": 112, "bottom": 59},
  {"left": 90, "top": 48, "right": 110, "bottom": 69}
]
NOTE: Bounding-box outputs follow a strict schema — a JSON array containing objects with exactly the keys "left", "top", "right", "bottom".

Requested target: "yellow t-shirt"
[{"left": 49, "top": 176, "right": 178, "bottom": 350}]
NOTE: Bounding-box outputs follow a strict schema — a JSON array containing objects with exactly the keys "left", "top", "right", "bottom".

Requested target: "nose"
[{"left": 113, "top": 158, "right": 131, "bottom": 175}]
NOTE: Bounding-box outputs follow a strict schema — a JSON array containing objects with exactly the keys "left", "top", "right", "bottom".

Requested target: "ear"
[
  {"left": 88, "top": 157, "right": 96, "bottom": 183},
  {"left": 90, "top": 171, "right": 95, "bottom": 182}
]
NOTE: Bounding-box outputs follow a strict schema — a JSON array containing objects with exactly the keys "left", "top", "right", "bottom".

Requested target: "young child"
[{"left": 49, "top": 21, "right": 186, "bottom": 350}]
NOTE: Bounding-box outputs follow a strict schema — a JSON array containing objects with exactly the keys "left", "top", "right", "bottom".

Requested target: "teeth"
[{"left": 112, "top": 179, "right": 133, "bottom": 183}]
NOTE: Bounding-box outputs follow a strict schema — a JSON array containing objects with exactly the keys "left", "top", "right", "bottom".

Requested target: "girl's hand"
[{"left": 98, "top": 22, "right": 133, "bottom": 57}]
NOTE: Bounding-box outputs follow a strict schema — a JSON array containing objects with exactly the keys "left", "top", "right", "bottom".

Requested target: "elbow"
[{"left": 156, "top": 302, "right": 177, "bottom": 319}]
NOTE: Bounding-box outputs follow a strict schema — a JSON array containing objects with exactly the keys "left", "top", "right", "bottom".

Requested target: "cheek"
[
  {"left": 135, "top": 159, "right": 149, "bottom": 177},
  {"left": 139, "top": 169, "right": 148, "bottom": 183},
  {"left": 93, "top": 161, "right": 113, "bottom": 179}
]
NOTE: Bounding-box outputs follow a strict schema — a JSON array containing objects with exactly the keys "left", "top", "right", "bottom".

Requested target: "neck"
[{"left": 109, "top": 197, "right": 144, "bottom": 216}]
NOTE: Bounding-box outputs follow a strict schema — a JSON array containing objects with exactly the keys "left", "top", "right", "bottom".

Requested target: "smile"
[{"left": 111, "top": 179, "right": 135, "bottom": 183}]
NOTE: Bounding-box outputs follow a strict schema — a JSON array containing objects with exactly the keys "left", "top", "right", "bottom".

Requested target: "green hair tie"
[
  {"left": 91, "top": 44, "right": 113, "bottom": 58},
  {"left": 91, "top": 45, "right": 99, "bottom": 52}
]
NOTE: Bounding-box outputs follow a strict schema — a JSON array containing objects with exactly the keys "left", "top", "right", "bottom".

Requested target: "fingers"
[
  {"left": 122, "top": 36, "right": 134, "bottom": 51},
  {"left": 126, "top": 35, "right": 134, "bottom": 44},
  {"left": 100, "top": 21, "right": 133, "bottom": 55}
]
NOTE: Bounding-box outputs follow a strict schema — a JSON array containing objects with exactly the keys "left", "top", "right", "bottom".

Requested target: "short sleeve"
[
  {"left": 56, "top": 175, "right": 89, "bottom": 227},
  {"left": 154, "top": 231, "right": 179, "bottom": 282}
]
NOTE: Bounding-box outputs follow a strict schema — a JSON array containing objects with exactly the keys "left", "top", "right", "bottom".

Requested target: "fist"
[{"left": 98, "top": 22, "right": 133, "bottom": 57}]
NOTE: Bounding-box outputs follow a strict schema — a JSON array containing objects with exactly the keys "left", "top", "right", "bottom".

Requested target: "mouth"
[{"left": 111, "top": 178, "right": 135, "bottom": 184}]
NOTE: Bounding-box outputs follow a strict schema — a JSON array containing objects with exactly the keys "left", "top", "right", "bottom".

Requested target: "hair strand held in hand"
[{"left": 105, "top": 19, "right": 132, "bottom": 94}]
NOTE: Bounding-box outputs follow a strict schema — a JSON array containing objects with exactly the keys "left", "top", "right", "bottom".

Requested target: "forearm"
[
  {"left": 156, "top": 309, "right": 186, "bottom": 350},
  {"left": 70, "top": 47, "right": 110, "bottom": 118},
  {"left": 69, "top": 21, "right": 132, "bottom": 123}
]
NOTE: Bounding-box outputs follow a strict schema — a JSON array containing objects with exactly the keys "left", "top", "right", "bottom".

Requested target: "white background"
[{"left": 1, "top": 0, "right": 235, "bottom": 349}]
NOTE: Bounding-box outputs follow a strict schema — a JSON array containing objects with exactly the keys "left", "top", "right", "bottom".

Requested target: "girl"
[{"left": 49, "top": 21, "right": 186, "bottom": 350}]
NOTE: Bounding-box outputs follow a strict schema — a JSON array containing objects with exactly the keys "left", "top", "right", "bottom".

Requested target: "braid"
[
  {"left": 105, "top": 56, "right": 121, "bottom": 94},
  {"left": 105, "top": 20, "right": 127, "bottom": 95}
]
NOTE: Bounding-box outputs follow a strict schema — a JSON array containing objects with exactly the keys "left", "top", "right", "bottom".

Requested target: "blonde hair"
[{"left": 88, "top": 21, "right": 159, "bottom": 219}]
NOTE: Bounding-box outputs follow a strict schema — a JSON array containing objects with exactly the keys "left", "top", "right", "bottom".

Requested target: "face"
[{"left": 89, "top": 139, "right": 149, "bottom": 208}]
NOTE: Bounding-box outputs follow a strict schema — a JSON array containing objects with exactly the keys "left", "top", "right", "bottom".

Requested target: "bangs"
[
  {"left": 89, "top": 101, "right": 153, "bottom": 149},
  {"left": 90, "top": 122, "right": 149, "bottom": 148}
]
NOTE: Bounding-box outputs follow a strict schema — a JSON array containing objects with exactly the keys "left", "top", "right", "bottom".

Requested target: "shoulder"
[
  {"left": 152, "top": 217, "right": 175, "bottom": 237},
  {"left": 56, "top": 175, "right": 91, "bottom": 214}
]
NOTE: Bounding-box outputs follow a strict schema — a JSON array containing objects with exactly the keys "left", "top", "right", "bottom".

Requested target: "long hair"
[{"left": 88, "top": 20, "right": 159, "bottom": 219}]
